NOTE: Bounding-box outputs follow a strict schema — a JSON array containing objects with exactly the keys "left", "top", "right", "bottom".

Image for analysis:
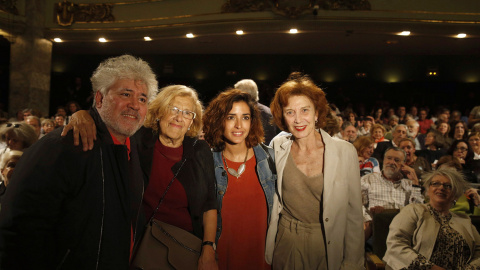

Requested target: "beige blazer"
[
  {"left": 265, "top": 129, "right": 364, "bottom": 270},
  {"left": 384, "top": 203, "right": 480, "bottom": 269}
]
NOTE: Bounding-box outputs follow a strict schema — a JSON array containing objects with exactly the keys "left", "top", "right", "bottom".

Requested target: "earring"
[
  {"left": 155, "top": 118, "right": 159, "bottom": 122},
  {"left": 315, "top": 120, "right": 318, "bottom": 123}
]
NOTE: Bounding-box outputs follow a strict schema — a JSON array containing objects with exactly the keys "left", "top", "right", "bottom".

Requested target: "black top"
[
  {"left": 134, "top": 128, "right": 217, "bottom": 239},
  {"left": 0, "top": 108, "right": 145, "bottom": 270}
]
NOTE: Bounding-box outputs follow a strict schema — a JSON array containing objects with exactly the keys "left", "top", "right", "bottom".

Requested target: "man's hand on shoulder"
[{"left": 61, "top": 110, "right": 96, "bottom": 151}]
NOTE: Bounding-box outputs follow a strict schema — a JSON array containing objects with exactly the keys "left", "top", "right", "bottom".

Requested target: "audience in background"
[{"left": 362, "top": 147, "right": 423, "bottom": 240}]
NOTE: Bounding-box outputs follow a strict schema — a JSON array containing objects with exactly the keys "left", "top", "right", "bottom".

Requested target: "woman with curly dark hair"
[
  {"left": 203, "top": 89, "right": 276, "bottom": 270},
  {"left": 265, "top": 73, "right": 363, "bottom": 269}
]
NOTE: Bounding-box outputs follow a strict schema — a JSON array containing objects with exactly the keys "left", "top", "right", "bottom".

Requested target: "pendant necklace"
[{"left": 222, "top": 148, "right": 249, "bottom": 179}]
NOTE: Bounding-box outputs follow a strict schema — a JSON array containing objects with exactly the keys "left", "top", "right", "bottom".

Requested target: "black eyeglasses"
[
  {"left": 430, "top": 182, "right": 453, "bottom": 190},
  {"left": 454, "top": 147, "right": 468, "bottom": 152},
  {"left": 6, "top": 123, "right": 21, "bottom": 128}
]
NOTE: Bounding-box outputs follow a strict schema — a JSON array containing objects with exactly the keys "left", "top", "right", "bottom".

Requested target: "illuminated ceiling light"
[
  {"left": 398, "top": 31, "right": 411, "bottom": 36},
  {"left": 53, "top": 38, "right": 62, "bottom": 42},
  {"left": 186, "top": 33, "right": 195, "bottom": 38},
  {"left": 144, "top": 36, "right": 152, "bottom": 41},
  {"left": 456, "top": 33, "right": 467, "bottom": 38},
  {"left": 236, "top": 30, "right": 244, "bottom": 35},
  {"left": 289, "top": 28, "right": 298, "bottom": 34},
  {"left": 98, "top": 37, "right": 107, "bottom": 42}
]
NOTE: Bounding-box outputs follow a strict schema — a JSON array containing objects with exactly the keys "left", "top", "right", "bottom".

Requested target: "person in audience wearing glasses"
[
  {"left": 0, "top": 55, "right": 157, "bottom": 269},
  {"left": 64, "top": 84, "right": 218, "bottom": 269},
  {"left": 362, "top": 147, "right": 424, "bottom": 241},
  {"left": 203, "top": 89, "right": 276, "bottom": 270},
  {"left": 0, "top": 122, "right": 37, "bottom": 153},
  {"left": 384, "top": 168, "right": 480, "bottom": 270},
  {"left": 265, "top": 73, "right": 364, "bottom": 270},
  {"left": 447, "top": 139, "right": 479, "bottom": 183}
]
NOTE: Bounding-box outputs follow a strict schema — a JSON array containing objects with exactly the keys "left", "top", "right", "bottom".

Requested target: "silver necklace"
[{"left": 222, "top": 148, "right": 249, "bottom": 178}]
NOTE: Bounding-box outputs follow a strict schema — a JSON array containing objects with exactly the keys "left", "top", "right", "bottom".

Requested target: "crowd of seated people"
[{"left": 1, "top": 90, "right": 480, "bottom": 269}]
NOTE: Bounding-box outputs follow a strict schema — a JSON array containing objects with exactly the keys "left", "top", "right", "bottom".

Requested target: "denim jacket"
[{"left": 213, "top": 144, "right": 276, "bottom": 242}]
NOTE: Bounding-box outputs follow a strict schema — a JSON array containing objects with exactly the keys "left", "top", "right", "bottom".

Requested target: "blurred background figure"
[
  {"left": 353, "top": 136, "right": 380, "bottom": 177},
  {"left": 41, "top": 119, "right": 55, "bottom": 135},
  {"left": 0, "top": 123, "right": 37, "bottom": 153},
  {"left": 371, "top": 123, "right": 388, "bottom": 148},
  {"left": 398, "top": 138, "right": 431, "bottom": 182},
  {"left": 234, "top": 79, "right": 278, "bottom": 145},
  {"left": 24, "top": 116, "right": 42, "bottom": 139},
  {"left": 0, "top": 150, "right": 23, "bottom": 202}
]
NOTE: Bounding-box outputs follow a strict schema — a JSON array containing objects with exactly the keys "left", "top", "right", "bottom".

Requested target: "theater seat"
[{"left": 365, "top": 209, "right": 400, "bottom": 270}]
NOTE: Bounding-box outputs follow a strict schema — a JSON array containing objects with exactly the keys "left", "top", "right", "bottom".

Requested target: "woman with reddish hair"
[
  {"left": 203, "top": 89, "right": 276, "bottom": 270},
  {"left": 265, "top": 73, "right": 363, "bottom": 269},
  {"left": 353, "top": 136, "right": 380, "bottom": 176}
]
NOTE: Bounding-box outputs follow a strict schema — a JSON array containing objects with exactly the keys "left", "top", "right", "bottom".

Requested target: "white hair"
[
  {"left": 90, "top": 55, "right": 158, "bottom": 106},
  {"left": 234, "top": 79, "right": 259, "bottom": 101}
]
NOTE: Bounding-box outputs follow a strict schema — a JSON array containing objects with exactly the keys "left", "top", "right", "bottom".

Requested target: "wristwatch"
[{"left": 202, "top": 241, "right": 216, "bottom": 251}]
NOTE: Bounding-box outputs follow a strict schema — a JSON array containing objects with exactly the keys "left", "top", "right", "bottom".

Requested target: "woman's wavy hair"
[
  {"left": 203, "top": 89, "right": 264, "bottom": 151},
  {"left": 270, "top": 72, "right": 329, "bottom": 132},
  {"left": 353, "top": 136, "right": 374, "bottom": 156},
  {"left": 370, "top": 123, "right": 386, "bottom": 135},
  {"left": 0, "top": 122, "right": 37, "bottom": 149},
  {"left": 143, "top": 85, "right": 203, "bottom": 138},
  {"left": 422, "top": 167, "right": 468, "bottom": 201}
]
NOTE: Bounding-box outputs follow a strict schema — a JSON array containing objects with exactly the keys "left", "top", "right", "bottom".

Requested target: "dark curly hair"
[
  {"left": 270, "top": 72, "right": 329, "bottom": 132},
  {"left": 203, "top": 89, "right": 264, "bottom": 151}
]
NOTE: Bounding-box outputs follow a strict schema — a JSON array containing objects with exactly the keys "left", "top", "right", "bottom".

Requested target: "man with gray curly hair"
[{"left": 0, "top": 55, "right": 158, "bottom": 269}]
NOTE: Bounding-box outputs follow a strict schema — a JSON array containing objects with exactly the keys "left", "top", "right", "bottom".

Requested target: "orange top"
[{"left": 217, "top": 155, "right": 271, "bottom": 270}]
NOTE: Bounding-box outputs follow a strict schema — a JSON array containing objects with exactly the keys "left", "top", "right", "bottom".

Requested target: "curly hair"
[
  {"left": 90, "top": 55, "right": 158, "bottom": 106},
  {"left": 203, "top": 89, "right": 264, "bottom": 151},
  {"left": 143, "top": 85, "right": 203, "bottom": 138},
  {"left": 270, "top": 72, "right": 329, "bottom": 132}
]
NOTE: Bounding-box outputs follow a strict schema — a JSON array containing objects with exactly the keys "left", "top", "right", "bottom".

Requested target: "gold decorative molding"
[
  {"left": 319, "top": 0, "right": 371, "bottom": 10},
  {"left": 55, "top": 0, "right": 115, "bottom": 26},
  {"left": 222, "top": 0, "right": 370, "bottom": 17},
  {"left": 222, "top": 0, "right": 268, "bottom": 13},
  {"left": 272, "top": 0, "right": 315, "bottom": 19},
  {"left": 0, "top": 0, "right": 19, "bottom": 15}
]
